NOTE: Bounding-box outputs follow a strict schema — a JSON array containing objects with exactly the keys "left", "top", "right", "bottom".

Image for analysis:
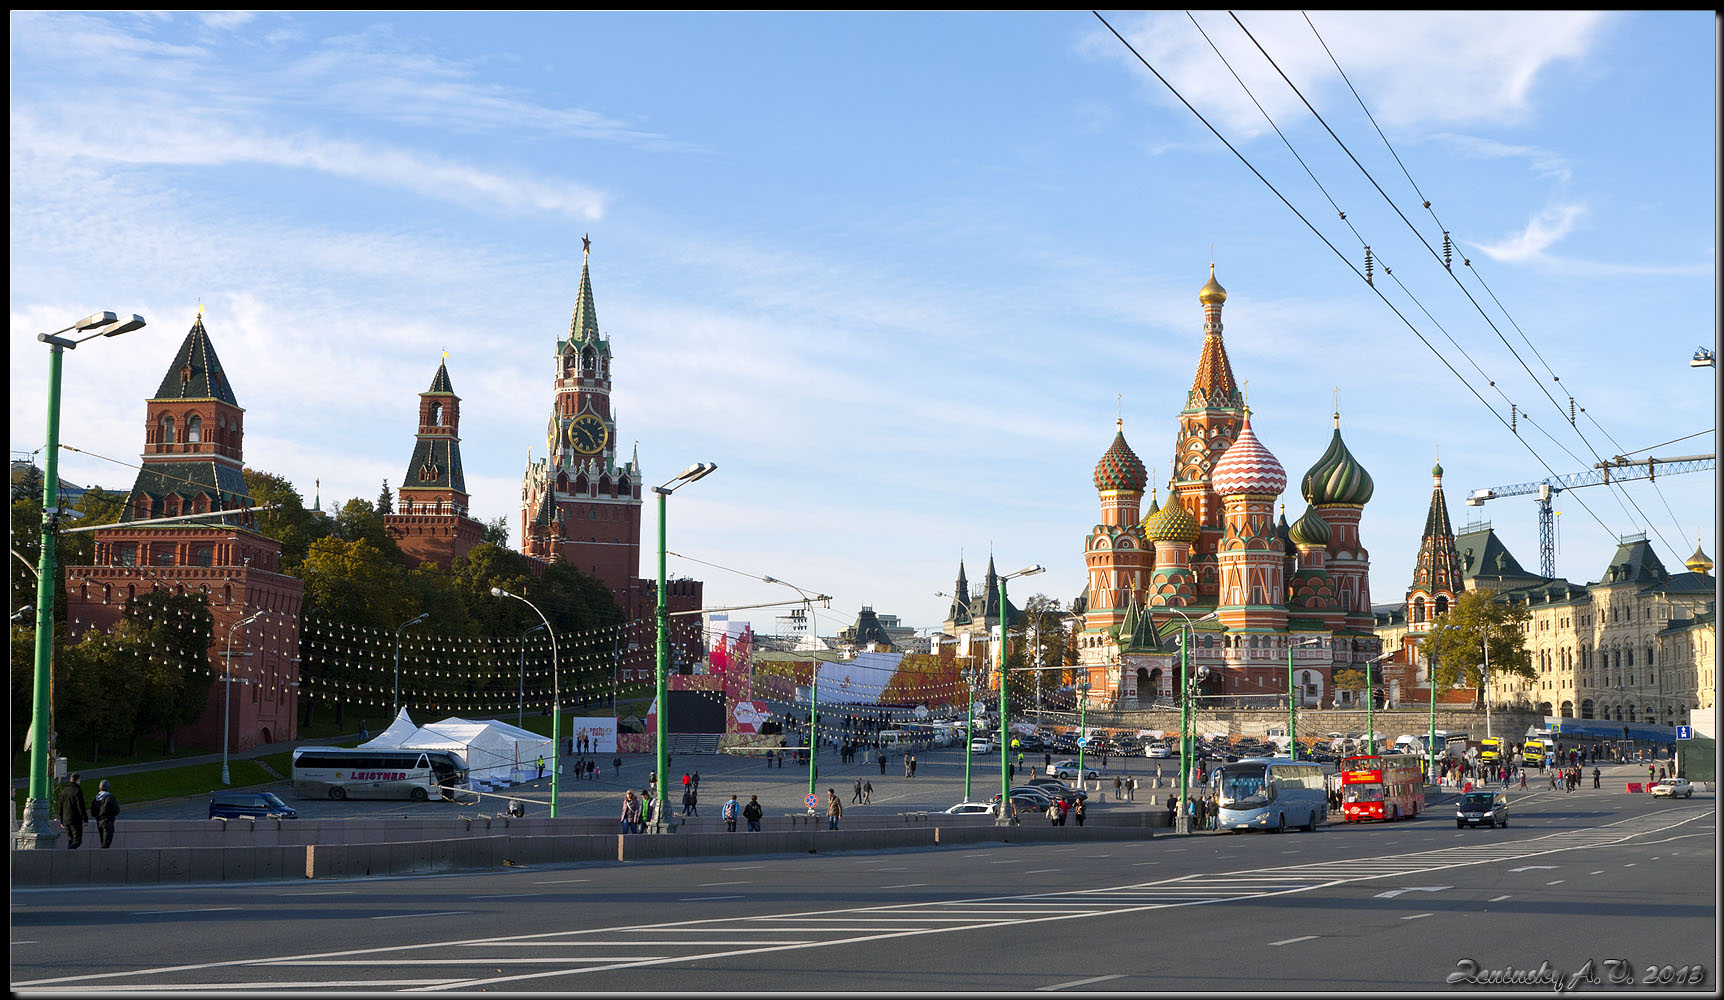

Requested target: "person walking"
[
  {"left": 1074, "top": 797, "right": 1086, "bottom": 827},
  {"left": 909, "top": 755, "right": 917, "bottom": 778},
  {"left": 722, "top": 795, "right": 740, "bottom": 832},
  {"left": 879, "top": 751, "right": 887, "bottom": 775},
  {"left": 1046, "top": 801, "right": 1061, "bottom": 826},
  {"left": 620, "top": 790, "right": 641, "bottom": 834},
  {"left": 905, "top": 755, "right": 912, "bottom": 778},
  {"left": 57, "top": 773, "right": 87, "bottom": 849},
  {"left": 826, "top": 788, "right": 843, "bottom": 830},
  {"left": 852, "top": 778, "right": 863, "bottom": 804},
  {"left": 863, "top": 780, "right": 873, "bottom": 804},
  {"left": 743, "top": 794, "right": 764, "bottom": 832},
  {"left": 1593, "top": 767, "right": 1601, "bottom": 789},
  {"left": 1113, "top": 775, "right": 1123, "bottom": 801},
  {"left": 536, "top": 756, "right": 546, "bottom": 781},
  {"left": 613, "top": 755, "right": 622, "bottom": 778},
  {"left": 91, "top": 780, "right": 120, "bottom": 849}
]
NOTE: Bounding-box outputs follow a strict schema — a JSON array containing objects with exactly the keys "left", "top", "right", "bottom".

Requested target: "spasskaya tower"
[{"left": 520, "top": 238, "right": 646, "bottom": 615}]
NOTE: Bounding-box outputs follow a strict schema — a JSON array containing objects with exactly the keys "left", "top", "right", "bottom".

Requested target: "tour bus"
[
  {"left": 1521, "top": 738, "right": 1548, "bottom": 766},
  {"left": 1339, "top": 753, "right": 1426, "bottom": 822},
  {"left": 1479, "top": 737, "right": 1504, "bottom": 763},
  {"left": 1210, "top": 757, "right": 1328, "bottom": 833},
  {"left": 292, "top": 746, "right": 468, "bottom": 801}
]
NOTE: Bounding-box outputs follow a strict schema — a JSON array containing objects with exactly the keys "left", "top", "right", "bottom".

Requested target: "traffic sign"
[
  {"left": 1676, "top": 726, "right": 1692, "bottom": 740},
  {"left": 805, "top": 793, "right": 819, "bottom": 809}
]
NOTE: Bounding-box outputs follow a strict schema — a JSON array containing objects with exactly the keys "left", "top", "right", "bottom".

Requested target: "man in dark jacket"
[
  {"left": 57, "top": 773, "right": 88, "bottom": 849},
  {"left": 91, "top": 779, "right": 120, "bottom": 849},
  {"left": 742, "top": 794, "right": 764, "bottom": 832}
]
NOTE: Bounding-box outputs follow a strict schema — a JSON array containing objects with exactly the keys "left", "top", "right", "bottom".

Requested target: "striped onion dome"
[
  {"left": 1209, "top": 412, "right": 1286, "bottom": 497},
  {"left": 1301, "top": 418, "right": 1375, "bottom": 506},
  {"left": 1144, "top": 489, "right": 1201, "bottom": 544},
  {"left": 1093, "top": 422, "right": 1147, "bottom": 493},
  {"left": 1289, "top": 507, "right": 1332, "bottom": 548}
]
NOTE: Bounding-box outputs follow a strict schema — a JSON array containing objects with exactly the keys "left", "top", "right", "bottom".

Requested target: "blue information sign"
[{"left": 1676, "top": 726, "right": 1692, "bottom": 740}]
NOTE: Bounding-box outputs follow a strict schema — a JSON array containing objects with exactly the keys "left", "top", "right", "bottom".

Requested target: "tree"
[
  {"left": 332, "top": 498, "right": 402, "bottom": 561},
  {"left": 1333, "top": 667, "right": 1367, "bottom": 705},
  {"left": 119, "top": 590, "right": 214, "bottom": 754},
  {"left": 1424, "top": 588, "right": 1534, "bottom": 705},
  {"left": 482, "top": 516, "right": 510, "bottom": 548},
  {"left": 377, "top": 480, "right": 395, "bottom": 515},
  {"left": 243, "top": 468, "right": 329, "bottom": 574}
]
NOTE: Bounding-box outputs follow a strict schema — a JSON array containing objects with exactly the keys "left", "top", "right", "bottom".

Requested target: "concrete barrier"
[{"left": 15, "top": 816, "right": 1162, "bottom": 886}]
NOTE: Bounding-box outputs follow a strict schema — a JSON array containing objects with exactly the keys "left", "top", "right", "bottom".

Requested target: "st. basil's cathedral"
[{"left": 1076, "top": 266, "right": 1380, "bottom": 710}]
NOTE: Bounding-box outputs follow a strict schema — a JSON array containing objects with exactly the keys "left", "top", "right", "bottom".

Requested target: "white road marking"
[
  {"left": 1401, "top": 913, "right": 1434, "bottom": 920},
  {"left": 280, "top": 891, "right": 355, "bottom": 896},
  {"left": 23, "top": 808, "right": 1708, "bottom": 993},
  {"left": 881, "top": 883, "right": 927, "bottom": 889},
  {"left": 265, "top": 958, "right": 662, "bottom": 965},
  {"left": 1546, "top": 880, "right": 1565, "bottom": 885},
  {"left": 1508, "top": 865, "right": 1558, "bottom": 872},
  {"left": 679, "top": 895, "right": 745, "bottom": 902},
  {"left": 474, "top": 893, "right": 543, "bottom": 900},
  {"left": 697, "top": 881, "right": 749, "bottom": 887},
  {"left": 14, "top": 940, "right": 39, "bottom": 945},
  {"left": 473, "top": 940, "right": 810, "bottom": 946},
  {"left": 1132, "top": 862, "right": 1160, "bottom": 866},
  {"left": 1489, "top": 895, "right": 1512, "bottom": 902},
  {"left": 1589, "top": 871, "right": 1604, "bottom": 875},
  {"left": 1624, "top": 863, "right": 1636, "bottom": 867},
  {"left": 722, "top": 866, "right": 764, "bottom": 870},
  {"left": 534, "top": 878, "right": 590, "bottom": 884},
  {"left": 1038, "top": 974, "right": 1126, "bottom": 991},
  {"left": 1270, "top": 935, "right": 1318, "bottom": 946},
  {"left": 50, "top": 981, "right": 468, "bottom": 990},
  {"left": 131, "top": 907, "right": 239, "bottom": 916},
  {"left": 1025, "top": 869, "right": 1060, "bottom": 874},
  {"left": 1374, "top": 887, "right": 1451, "bottom": 898},
  {"left": 372, "top": 911, "right": 470, "bottom": 920}
]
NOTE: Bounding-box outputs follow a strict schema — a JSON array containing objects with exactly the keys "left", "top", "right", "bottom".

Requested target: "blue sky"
[{"left": 10, "top": 11, "right": 1716, "bottom": 641}]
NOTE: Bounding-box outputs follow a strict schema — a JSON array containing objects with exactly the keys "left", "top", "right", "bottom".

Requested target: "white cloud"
[
  {"left": 1085, "top": 11, "right": 1608, "bottom": 139},
  {"left": 1473, "top": 202, "right": 1587, "bottom": 262},
  {"left": 1427, "top": 132, "right": 1573, "bottom": 184}
]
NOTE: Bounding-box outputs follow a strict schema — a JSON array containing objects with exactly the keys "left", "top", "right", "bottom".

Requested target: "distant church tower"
[
  {"left": 383, "top": 357, "right": 483, "bottom": 570},
  {"left": 1404, "top": 459, "right": 1463, "bottom": 645},
  {"left": 1170, "top": 266, "right": 1246, "bottom": 601}
]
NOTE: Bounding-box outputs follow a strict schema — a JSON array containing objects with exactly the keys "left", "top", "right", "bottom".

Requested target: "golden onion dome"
[
  {"left": 1686, "top": 537, "right": 1713, "bottom": 575},
  {"left": 1199, "top": 263, "right": 1227, "bottom": 306},
  {"left": 1144, "top": 490, "right": 1201, "bottom": 544}
]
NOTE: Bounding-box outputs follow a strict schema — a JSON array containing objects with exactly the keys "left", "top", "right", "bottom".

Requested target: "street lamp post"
[
  {"left": 520, "top": 622, "right": 547, "bottom": 729},
  {"left": 1481, "top": 629, "right": 1493, "bottom": 740},
  {"left": 17, "top": 310, "right": 146, "bottom": 851},
  {"left": 995, "top": 564, "right": 1044, "bottom": 826},
  {"left": 1366, "top": 650, "right": 1394, "bottom": 756},
  {"left": 764, "top": 575, "right": 831, "bottom": 808},
  {"left": 1427, "top": 648, "right": 1438, "bottom": 780},
  {"left": 221, "top": 610, "right": 265, "bottom": 785},
  {"left": 1287, "top": 638, "right": 1323, "bottom": 761},
  {"left": 1076, "top": 675, "right": 1091, "bottom": 785},
  {"left": 962, "top": 666, "right": 978, "bottom": 801},
  {"left": 1166, "top": 608, "right": 1218, "bottom": 835},
  {"left": 491, "top": 588, "right": 559, "bottom": 818},
  {"left": 653, "top": 462, "right": 717, "bottom": 833},
  {"left": 394, "top": 613, "right": 430, "bottom": 717}
]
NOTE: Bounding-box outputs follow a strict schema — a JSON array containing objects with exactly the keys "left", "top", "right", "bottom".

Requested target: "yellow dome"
[
  {"left": 1686, "top": 537, "right": 1713, "bottom": 575},
  {"left": 1199, "top": 264, "right": 1227, "bottom": 306}
]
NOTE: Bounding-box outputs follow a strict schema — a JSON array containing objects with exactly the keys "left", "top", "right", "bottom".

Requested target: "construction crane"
[{"left": 1465, "top": 453, "right": 1715, "bottom": 578}]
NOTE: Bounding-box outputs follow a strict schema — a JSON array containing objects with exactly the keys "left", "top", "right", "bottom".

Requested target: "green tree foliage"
[
  {"left": 377, "top": 479, "right": 394, "bottom": 514},
  {"left": 10, "top": 468, "right": 125, "bottom": 624},
  {"left": 332, "top": 498, "right": 402, "bottom": 561},
  {"left": 242, "top": 468, "right": 328, "bottom": 574},
  {"left": 481, "top": 515, "right": 510, "bottom": 547},
  {"left": 120, "top": 590, "right": 214, "bottom": 754},
  {"left": 1424, "top": 588, "right": 1534, "bottom": 704},
  {"left": 1332, "top": 667, "right": 1367, "bottom": 704}
]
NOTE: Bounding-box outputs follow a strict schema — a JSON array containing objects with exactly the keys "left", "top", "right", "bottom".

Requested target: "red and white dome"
[{"left": 1210, "top": 413, "right": 1286, "bottom": 497}]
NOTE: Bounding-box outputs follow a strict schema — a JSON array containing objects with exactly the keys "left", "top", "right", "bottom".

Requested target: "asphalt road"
[{"left": 12, "top": 761, "right": 1715, "bottom": 993}]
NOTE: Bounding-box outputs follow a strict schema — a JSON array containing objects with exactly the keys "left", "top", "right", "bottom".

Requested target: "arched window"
[
  {"left": 186, "top": 414, "right": 202, "bottom": 443},
  {"left": 158, "top": 414, "right": 175, "bottom": 447},
  {"left": 1435, "top": 594, "right": 1448, "bottom": 616},
  {"left": 430, "top": 402, "right": 443, "bottom": 426}
]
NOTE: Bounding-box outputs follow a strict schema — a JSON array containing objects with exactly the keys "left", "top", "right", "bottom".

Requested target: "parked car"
[
  {"left": 1145, "top": 744, "right": 1172, "bottom": 759},
  {"left": 209, "top": 791, "right": 298, "bottom": 820},
  {"left": 1456, "top": 789, "right": 1507, "bottom": 828},
  {"left": 1048, "top": 759, "right": 1102, "bottom": 780},
  {"left": 944, "top": 802, "right": 995, "bottom": 815},
  {"left": 1650, "top": 778, "right": 1694, "bottom": 799},
  {"left": 969, "top": 738, "right": 998, "bottom": 753},
  {"left": 1023, "top": 778, "right": 1088, "bottom": 803}
]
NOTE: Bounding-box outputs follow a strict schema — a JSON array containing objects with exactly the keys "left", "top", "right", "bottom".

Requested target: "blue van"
[{"left": 209, "top": 791, "right": 298, "bottom": 820}]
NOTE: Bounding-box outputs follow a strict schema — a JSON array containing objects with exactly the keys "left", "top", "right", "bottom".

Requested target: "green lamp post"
[
  {"left": 652, "top": 462, "right": 716, "bottom": 832},
  {"left": 492, "top": 588, "right": 558, "bottom": 817},
  {"left": 16, "top": 311, "right": 146, "bottom": 852}
]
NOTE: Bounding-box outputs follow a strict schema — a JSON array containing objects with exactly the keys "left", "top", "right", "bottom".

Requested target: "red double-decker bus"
[{"left": 1339, "top": 753, "right": 1425, "bottom": 822}]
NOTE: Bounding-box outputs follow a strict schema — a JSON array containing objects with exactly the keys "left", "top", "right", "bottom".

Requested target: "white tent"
[{"left": 359, "top": 715, "right": 552, "bottom": 785}]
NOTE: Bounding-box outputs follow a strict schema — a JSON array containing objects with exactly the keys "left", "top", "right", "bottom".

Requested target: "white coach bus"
[{"left": 291, "top": 747, "right": 468, "bottom": 802}]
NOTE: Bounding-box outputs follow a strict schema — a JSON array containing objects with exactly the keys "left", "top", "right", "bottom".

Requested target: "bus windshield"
[{"left": 1215, "top": 764, "right": 1273, "bottom": 807}]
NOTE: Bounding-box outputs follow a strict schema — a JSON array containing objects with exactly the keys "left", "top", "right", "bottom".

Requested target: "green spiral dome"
[
  {"left": 1289, "top": 507, "right": 1332, "bottom": 547},
  {"left": 1301, "top": 425, "right": 1375, "bottom": 506}
]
